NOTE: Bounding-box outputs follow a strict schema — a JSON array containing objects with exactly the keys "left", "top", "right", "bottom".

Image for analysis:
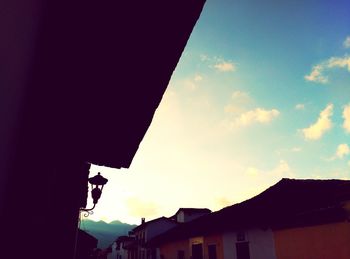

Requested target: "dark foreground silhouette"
[{"left": 0, "top": 1, "right": 206, "bottom": 258}]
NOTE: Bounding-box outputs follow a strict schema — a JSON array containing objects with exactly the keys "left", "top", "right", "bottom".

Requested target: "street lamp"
[
  {"left": 80, "top": 172, "right": 108, "bottom": 216},
  {"left": 74, "top": 172, "right": 108, "bottom": 258}
]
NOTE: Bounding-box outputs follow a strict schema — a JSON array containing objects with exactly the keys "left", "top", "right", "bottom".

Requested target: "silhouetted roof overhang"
[{"left": 1, "top": 1, "right": 206, "bottom": 169}]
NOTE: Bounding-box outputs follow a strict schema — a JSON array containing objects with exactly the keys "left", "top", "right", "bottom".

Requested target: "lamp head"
[{"left": 88, "top": 172, "right": 108, "bottom": 204}]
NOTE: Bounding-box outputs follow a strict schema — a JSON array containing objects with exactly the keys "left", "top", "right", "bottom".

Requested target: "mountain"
[{"left": 79, "top": 219, "right": 136, "bottom": 248}]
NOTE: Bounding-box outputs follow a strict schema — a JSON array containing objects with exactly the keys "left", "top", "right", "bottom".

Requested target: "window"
[
  {"left": 192, "top": 243, "right": 203, "bottom": 259},
  {"left": 237, "top": 231, "right": 245, "bottom": 242},
  {"left": 177, "top": 250, "right": 185, "bottom": 259},
  {"left": 236, "top": 242, "right": 250, "bottom": 259},
  {"left": 208, "top": 244, "right": 217, "bottom": 259}
]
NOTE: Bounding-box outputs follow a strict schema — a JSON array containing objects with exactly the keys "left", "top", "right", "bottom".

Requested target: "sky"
[{"left": 86, "top": 0, "right": 350, "bottom": 225}]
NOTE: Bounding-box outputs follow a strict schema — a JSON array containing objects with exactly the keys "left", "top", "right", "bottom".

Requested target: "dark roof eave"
[{"left": 6, "top": 1, "right": 207, "bottom": 169}]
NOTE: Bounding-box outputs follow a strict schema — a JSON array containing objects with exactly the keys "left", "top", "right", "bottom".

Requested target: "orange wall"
[
  {"left": 274, "top": 221, "right": 350, "bottom": 259},
  {"left": 203, "top": 234, "right": 224, "bottom": 259},
  {"left": 159, "top": 239, "right": 189, "bottom": 259}
]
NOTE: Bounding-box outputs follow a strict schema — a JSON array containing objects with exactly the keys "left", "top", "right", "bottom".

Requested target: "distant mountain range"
[{"left": 79, "top": 219, "right": 136, "bottom": 248}]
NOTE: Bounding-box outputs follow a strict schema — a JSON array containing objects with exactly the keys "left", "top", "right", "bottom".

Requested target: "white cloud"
[
  {"left": 271, "top": 160, "right": 292, "bottom": 178},
  {"left": 343, "top": 36, "right": 350, "bottom": 48},
  {"left": 335, "top": 144, "right": 350, "bottom": 159},
  {"left": 183, "top": 74, "right": 203, "bottom": 91},
  {"left": 126, "top": 197, "right": 159, "bottom": 218},
  {"left": 245, "top": 160, "right": 294, "bottom": 182},
  {"left": 200, "top": 55, "right": 237, "bottom": 72},
  {"left": 301, "top": 104, "right": 333, "bottom": 140},
  {"left": 194, "top": 74, "right": 203, "bottom": 82},
  {"left": 200, "top": 54, "right": 210, "bottom": 62},
  {"left": 235, "top": 108, "right": 280, "bottom": 126},
  {"left": 295, "top": 104, "right": 305, "bottom": 110},
  {"left": 214, "top": 197, "right": 234, "bottom": 210},
  {"left": 343, "top": 104, "right": 350, "bottom": 133},
  {"left": 232, "top": 91, "right": 249, "bottom": 99},
  {"left": 291, "top": 147, "right": 302, "bottom": 152},
  {"left": 224, "top": 105, "right": 244, "bottom": 114},
  {"left": 224, "top": 91, "right": 251, "bottom": 114},
  {"left": 304, "top": 64, "right": 328, "bottom": 83},
  {"left": 275, "top": 147, "right": 302, "bottom": 155},
  {"left": 185, "top": 80, "right": 197, "bottom": 90},
  {"left": 214, "top": 61, "right": 236, "bottom": 72},
  {"left": 327, "top": 56, "right": 350, "bottom": 71},
  {"left": 305, "top": 55, "right": 350, "bottom": 84}
]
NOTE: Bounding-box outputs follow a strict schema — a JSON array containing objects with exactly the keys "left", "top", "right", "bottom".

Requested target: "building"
[
  {"left": 127, "top": 217, "right": 180, "bottom": 259},
  {"left": 129, "top": 209, "right": 212, "bottom": 259},
  {"left": 76, "top": 229, "right": 98, "bottom": 259},
  {"left": 272, "top": 183, "right": 350, "bottom": 259},
  {"left": 106, "top": 208, "right": 211, "bottom": 259},
  {"left": 148, "top": 178, "right": 350, "bottom": 259},
  {"left": 108, "top": 236, "right": 135, "bottom": 259},
  {"left": 171, "top": 208, "right": 212, "bottom": 223}
]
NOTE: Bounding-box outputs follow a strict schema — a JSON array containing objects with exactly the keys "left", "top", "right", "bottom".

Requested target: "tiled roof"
[
  {"left": 132, "top": 217, "right": 178, "bottom": 232},
  {"left": 148, "top": 178, "right": 350, "bottom": 246},
  {"left": 170, "top": 208, "right": 211, "bottom": 219},
  {"left": 78, "top": 229, "right": 98, "bottom": 248},
  {"left": 176, "top": 208, "right": 211, "bottom": 214},
  {"left": 177, "top": 208, "right": 211, "bottom": 213}
]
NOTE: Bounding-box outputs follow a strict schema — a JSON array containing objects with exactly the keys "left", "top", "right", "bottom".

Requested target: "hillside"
[{"left": 80, "top": 219, "right": 136, "bottom": 248}]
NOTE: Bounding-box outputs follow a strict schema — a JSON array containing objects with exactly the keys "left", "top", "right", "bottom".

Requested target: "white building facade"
[{"left": 222, "top": 228, "right": 277, "bottom": 259}]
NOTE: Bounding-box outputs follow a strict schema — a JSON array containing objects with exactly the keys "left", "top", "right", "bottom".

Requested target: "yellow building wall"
[
  {"left": 203, "top": 234, "right": 224, "bottom": 259},
  {"left": 189, "top": 235, "right": 224, "bottom": 259},
  {"left": 159, "top": 234, "right": 224, "bottom": 259},
  {"left": 274, "top": 221, "right": 350, "bottom": 259}
]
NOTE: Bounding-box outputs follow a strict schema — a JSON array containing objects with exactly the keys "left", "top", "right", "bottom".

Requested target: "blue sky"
[{"left": 87, "top": 0, "right": 350, "bottom": 224}]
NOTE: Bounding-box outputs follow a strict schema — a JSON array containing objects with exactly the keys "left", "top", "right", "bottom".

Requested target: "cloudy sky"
[{"left": 87, "top": 0, "right": 350, "bottom": 225}]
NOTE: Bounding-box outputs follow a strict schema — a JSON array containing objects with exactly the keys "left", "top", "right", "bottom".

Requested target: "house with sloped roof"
[
  {"left": 171, "top": 208, "right": 212, "bottom": 223},
  {"left": 126, "top": 217, "right": 180, "bottom": 259},
  {"left": 147, "top": 178, "right": 350, "bottom": 259},
  {"left": 111, "top": 208, "right": 211, "bottom": 259},
  {"left": 107, "top": 235, "right": 135, "bottom": 259}
]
